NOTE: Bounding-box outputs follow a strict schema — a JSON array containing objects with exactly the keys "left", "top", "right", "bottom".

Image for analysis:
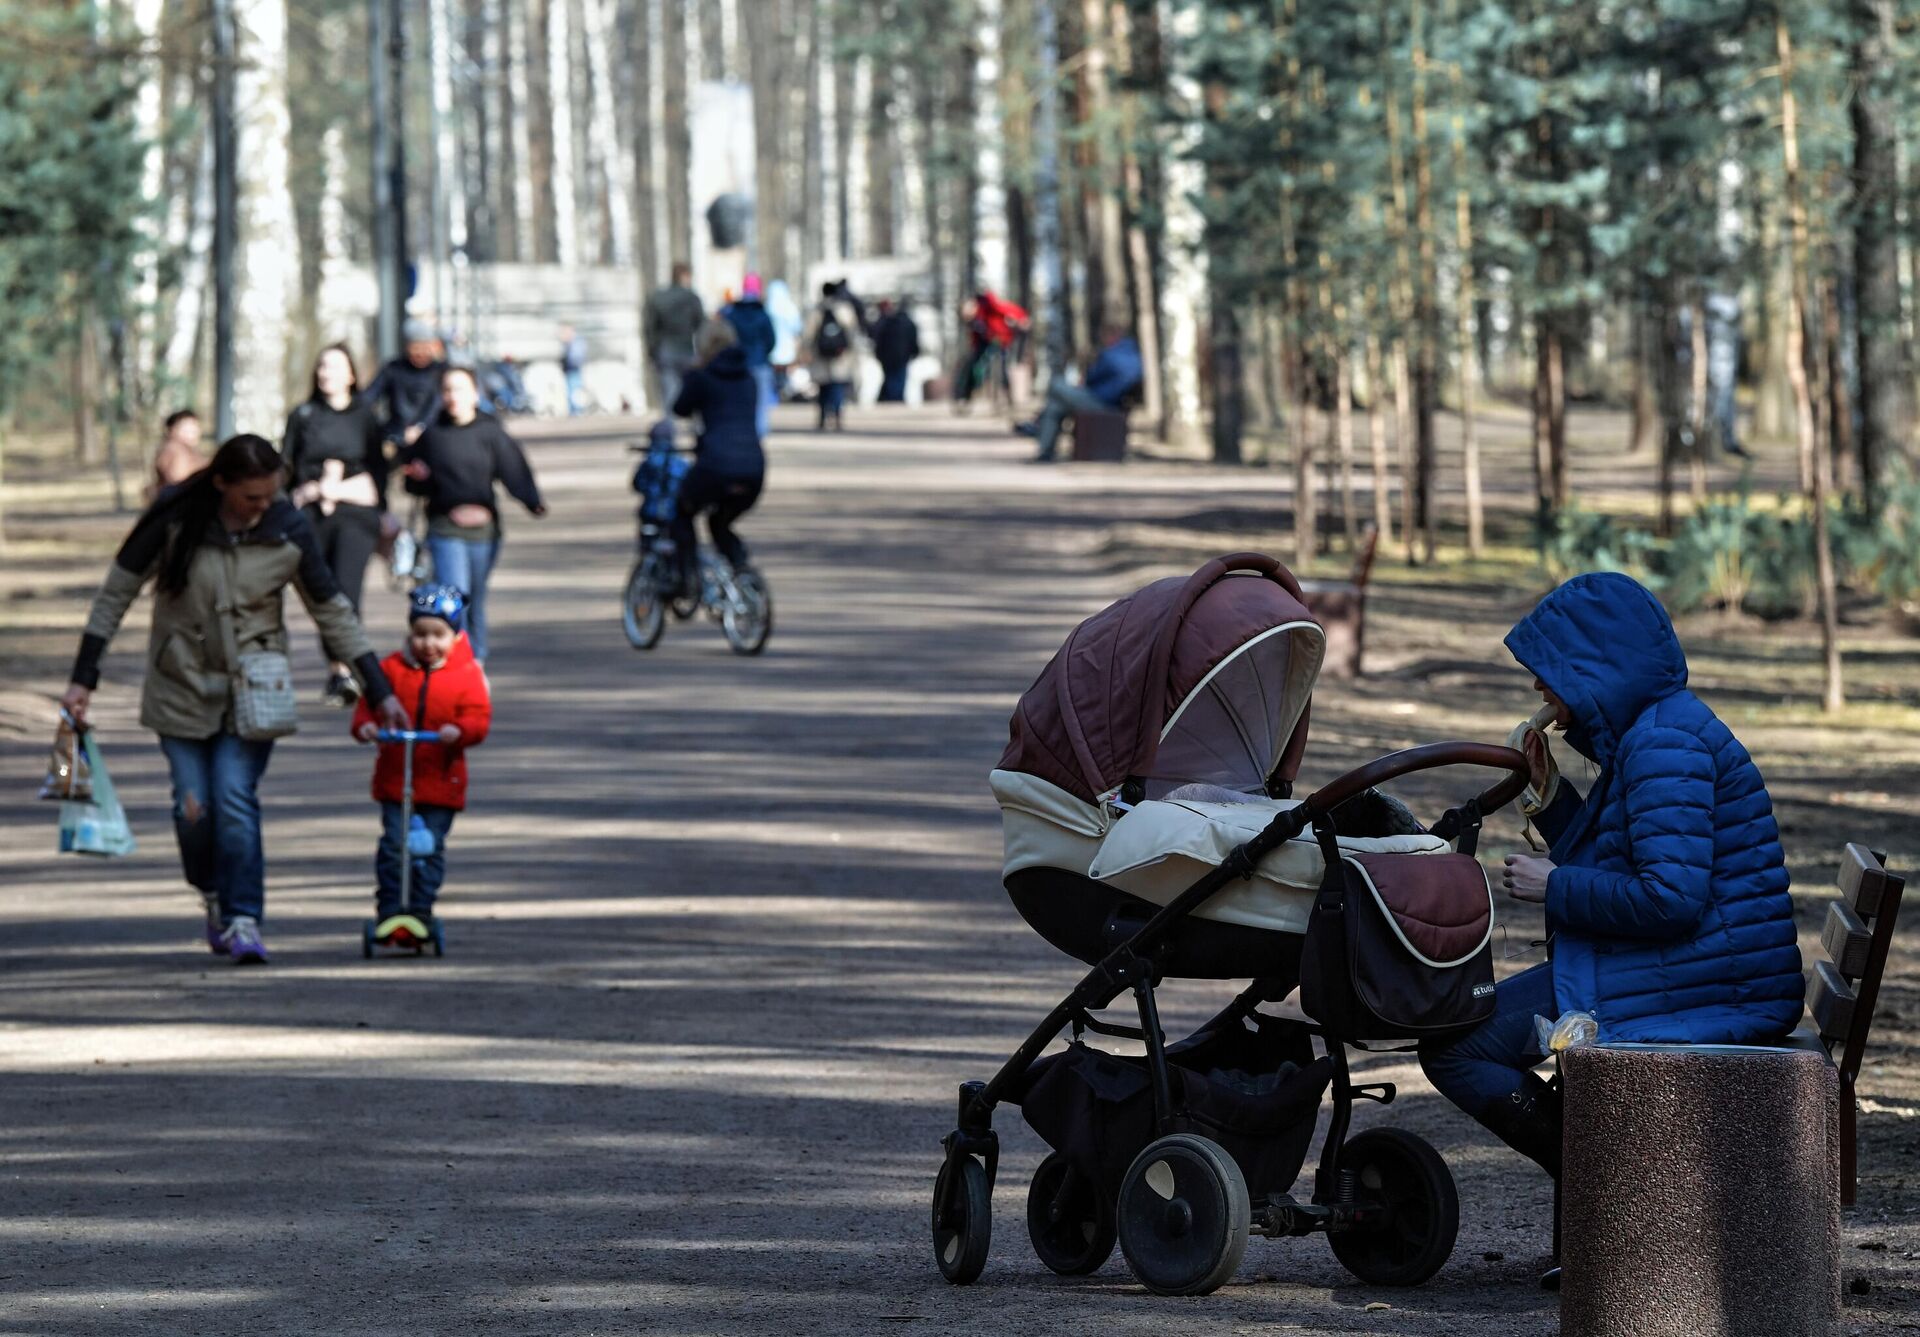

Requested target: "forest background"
[{"left": 4, "top": 0, "right": 1920, "bottom": 707}]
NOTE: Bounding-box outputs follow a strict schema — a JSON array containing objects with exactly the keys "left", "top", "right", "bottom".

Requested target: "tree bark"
[
  {"left": 1409, "top": 0, "right": 1439, "bottom": 561},
  {"left": 1824, "top": 274, "right": 1854, "bottom": 494},
  {"left": 629, "top": 0, "right": 659, "bottom": 285},
  {"left": 1335, "top": 346, "right": 1357, "bottom": 545},
  {"left": 525, "top": 0, "right": 558, "bottom": 263},
  {"left": 1778, "top": 18, "right": 1843, "bottom": 713},
  {"left": 866, "top": 49, "right": 898, "bottom": 255},
  {"left": 1851, "top": 0, "right": 1910, "bottom": 504},
  {"left": 1115, "top": 0, "right": 1166, "bottom": 438},
  {"left": 1445, "top": 0, "right": 1482, "bottom": 555},
  {"left": 699, "top": 0, "right": 726, "bottom": 80},
  {"left": 1364, "top": 327, "right": 1395, "bottom": 543},
  {"left": 662, "top": 0, "right": 692, "bottom": 269},
  {"left": 800, "top": 0, "right": 825, "bottom": 267},
  {"left": 743, "top": 0, "right": 789, "bottom": 280}
]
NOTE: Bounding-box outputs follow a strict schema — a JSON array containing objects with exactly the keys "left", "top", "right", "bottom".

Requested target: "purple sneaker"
[{"left": 221, "top": 916, "right": 269, "bottom": 965}]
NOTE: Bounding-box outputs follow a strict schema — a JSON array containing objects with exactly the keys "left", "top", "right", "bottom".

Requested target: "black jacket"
[
  {"left": 672, "top": 347, "right": 766, "bottom": 478},
  {"left": 871, "top": 311, "right": 921, "bottom": 369},
  {"left": 367, "top": 358, "right": 447, "bottom": 443},
  {"left": 284, "top": 396, "right": 388, "bottom": 505},
  {"left": 401, "top": 414, "right": 545, "bottom": 523}
]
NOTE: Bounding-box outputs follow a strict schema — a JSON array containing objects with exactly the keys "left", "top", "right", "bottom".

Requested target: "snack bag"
[
  {"left": 57, "top": 732, "right": 135, "bottom": 858},
  {"left": 39, "top": 712, "right": 92, "bottom": 802}
]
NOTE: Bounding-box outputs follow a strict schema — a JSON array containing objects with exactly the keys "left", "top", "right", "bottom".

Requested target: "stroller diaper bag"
[
  {"left": 1299, "top": 848, "right": 1496, "bottom": 1041},
  {"left": 1017, "top": 1015, "right": 1334, "bottom": 1200}
]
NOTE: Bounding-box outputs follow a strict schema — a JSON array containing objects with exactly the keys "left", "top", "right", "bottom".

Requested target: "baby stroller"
[{"left": 933, "top": 553, "right": 1527, "bottom": 1295}]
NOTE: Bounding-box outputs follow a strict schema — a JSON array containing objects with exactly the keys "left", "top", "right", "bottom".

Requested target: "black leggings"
[
  {"left": 307, "top": 504, "right": 382, "bottom": 656},
  {"left": 672, "top": 466, "right": 763, "bottom": 577}
]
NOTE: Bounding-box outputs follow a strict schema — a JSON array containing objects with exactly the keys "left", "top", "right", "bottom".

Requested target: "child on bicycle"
[
  {"left": 351, "top": 585, "right": 492, "bottom": 937},
  {"left": 670, "top": 318, "right": 765, "bottom": 595}
]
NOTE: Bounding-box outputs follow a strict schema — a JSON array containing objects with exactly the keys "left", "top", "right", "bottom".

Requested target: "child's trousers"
[{"left": 376, "top": 802, "right": 457, "bottom": 918}]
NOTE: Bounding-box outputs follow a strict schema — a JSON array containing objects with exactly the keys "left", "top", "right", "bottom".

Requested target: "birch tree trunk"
[
  {"left": 547, "top": 0, "right": 578, "bottom": 265},
  {"left": 1778, "top": 18, "right": 1843, "bottom": 713},
  {"left": 1409, "top": 0, "right": 1439, "bottom": 562},
  {"left": 583, "top": 0, "right": 631, "bottom": 265},
  {"left": 232, "top": 0, "right": 298, "bottom": 432},
  {"left": 629, "top": 0, "right": 660, "bottom": 285},
  {"left": 525, "top": 0, "right": 559, "bottom": 262},
  {"left": 801, "top": 0, "right": 825, "bottom": 268},
  {"left": 866, "top": 50, "right": 898, "bottom": 256},
  {"left": 699, "top": 0, "right": 726, "bottom": 80},
  {"left": 1445, "top": 0, "right": 1482, "bottom": 556},
  {"left": 499, "top": 0, "right": 528, "bottom": 262},
  {"left": 1364, "top": 325, "right": 1395, "bottom": 542}
]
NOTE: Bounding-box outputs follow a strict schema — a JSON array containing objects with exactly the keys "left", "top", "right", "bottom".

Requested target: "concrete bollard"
[{"left": 1560, "top": 1043, "right": 1839, "bottom": 1337}]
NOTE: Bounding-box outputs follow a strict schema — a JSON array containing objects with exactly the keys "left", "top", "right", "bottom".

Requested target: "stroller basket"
[{"left": 1018, "top": 1015, "right": 1334, "bottom": 1202}]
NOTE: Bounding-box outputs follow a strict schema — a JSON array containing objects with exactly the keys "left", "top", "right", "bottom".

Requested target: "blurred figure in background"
[
  {"left": 955, "top": 289, "right": 1029, "bottom": 413},
  {"left": 148, "top": 408, "right": 204, "bottom": 501},
  {"left": 871, "top": 299, "right": 921, "bottom": 404},
  {"left": 804, "top": 281, "right": 862, "bottom": 432},
  {"left": 1018, "top": 322, "right": 1143, "bottom": 462},
  {"left": 670, "top": 318, "right": 766, "bottom": 591},
  {"left": 644, "top": 261, "right": 706, "bottom": 414},
  {"left": 559, "top": 324, "right": 589, "bottom": 416},
  {"left": 765, "top": 278, "right": 805, "bottom": 402},
  {"left": 723, "top": 274, "right": 778, "bottom": 439},
  {"left": 367, "top": 319, "right": 448, "bottom": 450}
]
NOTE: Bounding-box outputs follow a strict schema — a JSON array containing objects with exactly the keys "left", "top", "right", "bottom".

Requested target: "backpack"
[{"left": 815, "top": 306, "right": 850, "bottom": 360}]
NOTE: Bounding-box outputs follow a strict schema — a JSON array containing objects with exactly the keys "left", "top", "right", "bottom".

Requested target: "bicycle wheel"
[
  {"left": 720, "top": 569, "right": 773, "bottom": 656},
  {"left": 622, "top": 558, "right": 666, "bottom": 649}
]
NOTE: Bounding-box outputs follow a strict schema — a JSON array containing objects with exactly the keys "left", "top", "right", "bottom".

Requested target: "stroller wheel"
[
  {"left": 1027, "top": 1152, "right": 1115, "bottom": 1276},
  {"left": 931, "top": 1153, "right": 992, "bottom": 1284},
  {"left": 1326, "top": 1127, "right": 1459, "bottom": 1286},
  {"left": 1116, "top": 1133, "right": 1250, "bottom": 1296}
]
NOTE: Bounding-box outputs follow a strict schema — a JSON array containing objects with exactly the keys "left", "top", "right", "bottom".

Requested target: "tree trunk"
[
  {"left": 1851, "top": 0, "right": 1909, "bottom": 505},
  {"left": 1534, "top": 317, "right": 1561, "bottom": 539},
  {"left": 1380, "top": 7, "right": 1419, "bottom": 561},
  {"left": 1364, "top": 327, "right": 1395, "bottom": 543},
  {"left": 582, "top": 0, "right": 629, "bottom": 265},
  {"left": 232, "top": 0, "right": 297, "bottom": 431},
  {"left": 1335, "top": 347, "right": 1357, "bottom": 546},
  {"left": 661, "top": 0, "right": 692, "bottom": 269},
  {"left": 1393, "top": 342, "right": 1415, "bottom": 555},
  {"left": 1690, "top": 293, "right": 1710, "bottom": 502},
  {"left": 1628, "top": 299, "right": 1658, "bottom": 455},
  {"left": 1824, "top": 274, "right": 1854, "bottom": 494},
  {"left": 1035, "top": 0, "right": 1068, "bottom": 380},
  {"left": 525, "top": 0, "right": 558, "bottom": 262},
  {"left": 699, "top": 0, "right": 726, "bottom": 79},
  {"left": 1778, "top": 18, "right": 1843, "bottom": 713},
  {"left": 1409, "top": 0, "right": 1439, "bottom": 561},
  {"left": 1115, "top": 0, "right": 1166, "bottom": 438},
  {"left": 1445, "top": 2, "right": 1482, "bottom": 555},
  {"left": 743, "top": 0, "right": 789, "bottom": 280},
  {"left": 866, "top": 53, "right": 898, "bottom": 256},
  {"left": 497, "top": 0, "right": 525, "bottom": 262},
  {"left": 831, "top": 12, "right": 853, "bottom": 259},
  {"left": 800, "top": 0, "right": 825, "bottom": 267},
  {"left": 1293, "top": 351, "right": 1315, "bottom": 559},
  {"left": 629, "top": 0, "right": 659, "bottom": 285}
]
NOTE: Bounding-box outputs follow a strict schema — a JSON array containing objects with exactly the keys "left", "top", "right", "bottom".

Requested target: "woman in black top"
[
  {"left": 285, "top": 343, "right": 387, "bottom": 705},
  {"left": 401, "top": 365, "right": 546, "bottom": 663},
  {"left": 671, "top": 318, "right": 766, "bottom": 590}
]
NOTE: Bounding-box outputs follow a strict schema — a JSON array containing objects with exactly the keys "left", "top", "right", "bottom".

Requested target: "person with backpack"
[
  {"left": 722, "top": 274, "right": 778, "bottom": 439},
  {"left": 803, "top": 282, "right": 861, "bottom": 432}
]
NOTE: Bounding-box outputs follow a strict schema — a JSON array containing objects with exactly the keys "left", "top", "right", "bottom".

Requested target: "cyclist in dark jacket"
[{"left": 671, "top": 319, "right": 765, "bottom": 588}]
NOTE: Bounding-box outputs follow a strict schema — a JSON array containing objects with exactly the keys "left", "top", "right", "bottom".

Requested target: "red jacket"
[
  {"left": 975, "top": 291, "right": 1029, "bottom": 347},
  {"left": 350, "top": 634, "right": 492, "bottom": 810}
]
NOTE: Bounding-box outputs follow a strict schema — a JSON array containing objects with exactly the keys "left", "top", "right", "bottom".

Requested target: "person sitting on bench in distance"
[
  {"left": 1017, "top": 322, "right": 1144, "bottom": 462},
  {"left": 1419, "top": 571, "right": 1804, "bottom": 1190}
]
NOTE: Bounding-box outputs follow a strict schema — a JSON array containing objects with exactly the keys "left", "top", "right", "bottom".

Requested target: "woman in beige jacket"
[
  {"left": 61, "top": 435, "right": 407, "bottom": 964},
  {"left": 802, "top": 283, "right": 862, "bottom": 432}
]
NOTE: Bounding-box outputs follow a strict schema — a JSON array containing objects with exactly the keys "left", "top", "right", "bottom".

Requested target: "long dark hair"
[
  {"left": 309, "top": 342, "right": 360, "bottom": 399},
  {"left": 144, "top": 434, "right": 285, "bottom": 595}
]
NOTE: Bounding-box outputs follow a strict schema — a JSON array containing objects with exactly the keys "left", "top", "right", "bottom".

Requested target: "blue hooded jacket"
[{"left": 1505, "top": 572, "right": 1803, "bottom": 1043}]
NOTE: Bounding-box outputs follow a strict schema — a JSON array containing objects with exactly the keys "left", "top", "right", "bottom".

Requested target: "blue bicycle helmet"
[{"left": 409, "top": 583, "right": 467, "bottom": 632}]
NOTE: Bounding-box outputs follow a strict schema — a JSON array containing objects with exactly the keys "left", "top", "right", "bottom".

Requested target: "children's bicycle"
[
  {"left": 361, "top": 728, "right": 447, "bottom": 959},
  {"left": 621, "top": 441, "right": 772, "bottom": 656}
]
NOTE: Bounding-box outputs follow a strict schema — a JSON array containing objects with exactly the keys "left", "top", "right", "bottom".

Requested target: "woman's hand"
[
  {"left": 61, "top": 683, "right": 91, "bottom": 728},
  {"left": 376, "top": 695, "right": 411, "bottom": 732},
  {"left": 1503, "top": 855, "right": 1556, "bottom": 903}
]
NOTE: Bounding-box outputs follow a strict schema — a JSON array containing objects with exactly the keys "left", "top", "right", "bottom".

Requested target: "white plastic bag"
[{"left": 58, "top": 732, "right": 136, "bottom": 858}]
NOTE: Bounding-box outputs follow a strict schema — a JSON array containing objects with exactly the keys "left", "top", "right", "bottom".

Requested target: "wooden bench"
[
  {"left": 1799, "top": 843, "right": 1907, "bottom": 1206},
  {"left": 1298, "top": 526, "right": 1380, "bottom": 679}
]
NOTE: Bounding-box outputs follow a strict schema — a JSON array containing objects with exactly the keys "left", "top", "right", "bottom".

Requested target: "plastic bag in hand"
[
  {"left": 1532, "top": 1010, "right": 1598, "bottom": 1056},
  {"left": 39, "top": 712, "right": 92, "bottom": 802},
  {"left": 57, "top": 732, "right": 135, "bottom": 858}
]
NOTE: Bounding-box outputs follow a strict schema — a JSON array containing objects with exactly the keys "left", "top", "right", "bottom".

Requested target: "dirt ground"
[{"left": 0, "top": 402, "right": 1914, "bottom": 1335}]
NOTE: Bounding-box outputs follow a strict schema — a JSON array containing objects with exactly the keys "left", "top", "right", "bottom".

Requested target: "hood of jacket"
[
  {"left": 1503, "top": 571, "right": 1687, "bottom": 766},
  {"left": 705, "top": 345, "right": 751, "bottom": 379}
]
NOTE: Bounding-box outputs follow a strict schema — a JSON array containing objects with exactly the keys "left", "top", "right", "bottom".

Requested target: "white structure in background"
[
  {"left": 1161, "top": 5, "right": 1208, "bottom": 441},
  {"left": 689, "top": 80, "right": 756, "bottom": 300},
  {"left": 232, "top": 0, "right": 298, "bottom": 436}
]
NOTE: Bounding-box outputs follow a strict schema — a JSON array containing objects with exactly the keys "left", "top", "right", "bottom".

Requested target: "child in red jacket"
[{"left": 351, "top": 585, "right": 492, "bottom": 928}]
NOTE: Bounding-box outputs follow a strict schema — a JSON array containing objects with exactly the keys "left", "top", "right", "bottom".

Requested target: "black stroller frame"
[{"left": 935, "top": 742, "right": 1529, "bottom": 1295}]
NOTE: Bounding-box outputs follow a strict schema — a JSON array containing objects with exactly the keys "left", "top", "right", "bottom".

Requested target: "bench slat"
[
  {"left": 1840, "top": 843, "right": 1890, "bottom": 917},
  {"left": 1822, "top": 900, "right": 1873, "bottom": 980},
  {"left": 1809, "top": 959, "right": 1857, "bottom": 1042}
]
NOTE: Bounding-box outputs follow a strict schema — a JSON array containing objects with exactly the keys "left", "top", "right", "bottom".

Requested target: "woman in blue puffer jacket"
[{"left": 1420, "top": 571, "right": 1804, "bottom": 1181}]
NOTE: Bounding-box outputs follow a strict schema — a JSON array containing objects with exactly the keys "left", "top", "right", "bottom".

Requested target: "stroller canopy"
[{"left": 1000, "top": 554, "right": 1326, "bottom": 803}]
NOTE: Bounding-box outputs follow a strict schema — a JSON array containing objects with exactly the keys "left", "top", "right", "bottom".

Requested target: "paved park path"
[{"left": 0, "top": 405, "right": 1860, "bottom": 1334}]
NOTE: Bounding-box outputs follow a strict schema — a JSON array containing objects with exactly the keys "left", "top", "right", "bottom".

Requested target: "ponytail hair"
[{"left": 148, "top": 434, "right": 285, "bottom": 595}]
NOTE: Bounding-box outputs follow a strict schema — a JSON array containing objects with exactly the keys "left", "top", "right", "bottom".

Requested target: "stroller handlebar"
[{"left": 1302, "top": 742, "right": 1531, "bottom": 819}]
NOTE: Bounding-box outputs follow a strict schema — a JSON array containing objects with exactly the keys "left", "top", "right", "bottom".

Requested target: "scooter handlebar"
[{"left": 373, "top": 729, "right": 441, "bottom": 744}]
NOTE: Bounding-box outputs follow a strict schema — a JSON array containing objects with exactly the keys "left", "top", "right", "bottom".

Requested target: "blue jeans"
[
  {"left": 426, "top": 534, "right": 500, "bottom": 662},
  {"left": 818, "top": 380, "right": 849, "bottom": 426},
  {"left": 565, "top": 367, "right": 585, "bottom": 415},
  {"left": 879, "top": 366, "right": 909, "bottom": 402},
  {"left": 748, "top": 364, "right": 775, "bottom": 439},
  {"left": 1418, "top": 961, "right": 1563, "bottom": 1177},
  {"left": 159, "top": 733, "right": 275, "bottom": 923},
  {"left": 376, "top": 802, "right": 457, "bottom": 918}
]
